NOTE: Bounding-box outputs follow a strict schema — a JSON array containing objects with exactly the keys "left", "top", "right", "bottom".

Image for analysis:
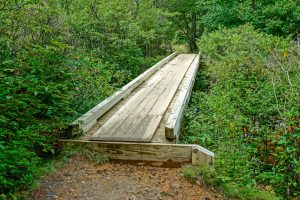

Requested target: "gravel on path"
[{"left": 30, "top": 155, "right": 222, "bottom": 200}]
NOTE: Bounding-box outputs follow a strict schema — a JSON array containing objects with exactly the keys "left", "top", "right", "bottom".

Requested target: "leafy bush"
[
  {"left": 0, "top": 41, "right": 113, "bottom": 194},
  {"left": 182, "top": 165, "right": 279, "bottom": 200},
  {"left": 183, "top": 25, "right": 300, "bottom": 198},
  {"left": 0, "top": 0, "right": 173, "bottom": 196},
  {"left": 200, "top": 0, "right": 300, "bottom": 38},
  {"left": 182, "top": 165, "right": 218, "bottom": 187}
]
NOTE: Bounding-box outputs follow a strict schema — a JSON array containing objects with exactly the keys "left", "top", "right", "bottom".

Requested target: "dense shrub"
[
  {"left": 200, "top": 0, "right": 300, "bottom": 38},
  {"left": 183, "top": 25, "right": 300, "bottom": 197},
  {"left": 0, "top": 0, "right": 173, "bottom": 196},
  {"left": 0, "top": 41, "right": 114, "bottom": 195}
]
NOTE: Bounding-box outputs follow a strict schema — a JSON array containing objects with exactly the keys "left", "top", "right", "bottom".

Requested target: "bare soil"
[{"left": 30, "top": 156, "right": 222, "bottom": 200}]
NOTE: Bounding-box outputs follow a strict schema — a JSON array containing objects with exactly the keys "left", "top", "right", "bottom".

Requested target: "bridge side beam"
[
  {"left": 59, "top": 139, "right": 214, "bottom": 168},
  {"left": 165, "top": 54, "right": 200, "bottom": 140}
]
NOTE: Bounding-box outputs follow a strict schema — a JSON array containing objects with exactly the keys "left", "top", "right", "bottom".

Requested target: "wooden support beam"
[
  {"left": 58, "top": 139, "right": 214, "bottom": 167},
  {"left": 165, "top": 54, "right": 200, "bottom": 139},
  {"left": 70, "top": 52, "right": 178, "bottom": 136}
]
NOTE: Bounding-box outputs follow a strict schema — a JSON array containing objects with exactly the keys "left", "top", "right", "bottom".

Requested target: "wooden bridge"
[{"left": 60, "top": 52, "right": 214, "bottom": 167}]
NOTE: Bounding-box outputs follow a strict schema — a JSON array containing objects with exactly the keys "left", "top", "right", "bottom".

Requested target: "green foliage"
[
  {"left": 182, "top": 165, "right": 218, "bottom": 187},
  {"left": 183, "top": 25, "right": 300, "bottom": 198},
  {"left": 182, "top": 165, "right": 279, "bottom": 200},
  {"left": 221, "top": 183, "right": 280, "bottom": 200},
  {"left": 165, "top": 0, "right": 202, "bottom": 52},
  {"left": 200, "top": 0, "right": 300, "bottom": 38},
  {"left": 0, "top": 0, "right": 173, "bottom": 196}
]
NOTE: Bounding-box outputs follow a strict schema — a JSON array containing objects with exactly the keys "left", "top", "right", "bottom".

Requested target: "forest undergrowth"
[{"left": 182, "top": 25, "right": 300, "bottom": 198}]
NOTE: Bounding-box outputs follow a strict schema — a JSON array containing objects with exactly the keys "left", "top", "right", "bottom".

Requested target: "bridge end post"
[{"left": 191, "top": 145, "right": 214, "bottom": 167}]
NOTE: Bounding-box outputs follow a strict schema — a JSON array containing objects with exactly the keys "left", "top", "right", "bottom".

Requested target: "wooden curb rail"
[
  {"left": 165, "top": 54, "right": 200, "bottom": 140},
  {"left": 59, "top": 139, "right": 215, "bottom": 167}
]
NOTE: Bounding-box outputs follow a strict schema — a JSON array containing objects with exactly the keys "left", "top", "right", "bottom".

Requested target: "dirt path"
[{"left": 30, "top": 156, "right": 222, "bottom": 200}]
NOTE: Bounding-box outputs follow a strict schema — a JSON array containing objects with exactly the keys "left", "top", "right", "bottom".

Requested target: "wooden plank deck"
[
  {"left": 90, "top": 54, "right": 196, "bottom": 142},
  {"left": 62, "top": 53, "right": 215, "bottom": 167}
]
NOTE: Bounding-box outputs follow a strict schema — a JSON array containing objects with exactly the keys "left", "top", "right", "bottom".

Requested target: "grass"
[{"left": 182, "top": 165, "right": 281, "bottom": 200}]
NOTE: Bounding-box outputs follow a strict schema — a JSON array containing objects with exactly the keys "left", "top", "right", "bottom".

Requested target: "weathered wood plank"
[
  {"left": 58, "top": 139, "right": 214, "bottom": 167},
  {"left": 165, "top": 54, "right": 200, "bottom": 139},
  {"left": 70, "top": 52, "right": 178, "bottom": 135}
]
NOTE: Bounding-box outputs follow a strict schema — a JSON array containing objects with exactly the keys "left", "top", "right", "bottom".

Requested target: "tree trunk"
[
  {"left": 251, "top": 0, "right": 256, "bottom": 11},
  {"left": 133, "top": 0, "right": 140, "bottom": 19},
  {"left": 189, "top": 12, "right": 198, "bottom": 53}
]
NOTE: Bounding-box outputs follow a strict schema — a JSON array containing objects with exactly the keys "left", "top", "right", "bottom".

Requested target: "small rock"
[
  {"left": 129, "top": 195, "right": 136, "bottom": 200},
  {"left": 53, "top": 195, "right": 59, "bottom": 199},
  {"left": 158, "top": 195, "right": 163, "bottom": 200},
  {"left": 171, "top": 183, "right": 181, "bottom": 189}
]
